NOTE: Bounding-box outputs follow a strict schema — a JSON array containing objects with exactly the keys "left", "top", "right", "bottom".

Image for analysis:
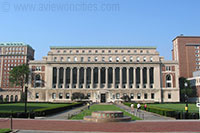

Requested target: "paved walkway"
[
  {"left": 36, "top": 105, "right": 88, "bottom": 120},
  {"left": 1, "top": 119, "right": 200, "bottom": 132},
  {"left": 115, "top": 103, "right": 175, "bottom": 120}
]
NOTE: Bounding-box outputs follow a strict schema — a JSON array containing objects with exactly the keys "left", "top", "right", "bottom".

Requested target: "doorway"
[{"left": 100, "top": 94, "right": 106, "bottom": 103}]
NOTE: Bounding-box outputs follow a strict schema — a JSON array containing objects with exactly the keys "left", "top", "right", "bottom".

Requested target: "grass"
[
  {"left": 147, "top": 103, "right": 198, "bottom": 113},
  {"left": 0, "top": 103, "right": 72, "bottom": 113},
  {"left": 0, "top": 128, "right": 11, "bottom": 133},
  {"left": 70, "top": 104, "right": 141, "bottom": 120}
]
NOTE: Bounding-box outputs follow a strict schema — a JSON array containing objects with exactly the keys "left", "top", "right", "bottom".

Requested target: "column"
[
  {"left": 147, "top": 67, "right": 150, "bottom": 88},
  {"left": 91, "top": 67, "right": 94, "bottom": 88},
  {"left": 77, "top": 67, "right": 80, "bottom": 88},
  {"left": 105, "top": 67, "right": 108, "bottom": 88},
  {"left": 63, "top": 68, "right": 66, "bottom": 89},
  {"left": 56, "top": 67, "right": 60, "bottom": 88},
  {"left": 98, "top": 67, "right": 101, "bottom": 88},
  {"left": 84, "top": 67, "right": 87, "bottom": 89},
  {"left": 140, "top": 67, "right": 143, "bottom": 88},
  {"left": 134, "top": 67, "right": 136, "bottom": 88},
  {"left": 70, "top": 67, "right": 73, "bottom": 88},
  {"left": 120, "top": 67, "right": 123, "bottom": 88},
  {"left": 127, "top": 67, "right": 129, "bottom": 89},
  {"left": 113, "top": 67, "right": 116, "bottom": 88}
]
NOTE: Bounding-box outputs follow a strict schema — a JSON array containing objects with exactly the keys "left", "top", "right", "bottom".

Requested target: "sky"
[{"left": 0, "top": 0, "right": 200, "bottom": 60}]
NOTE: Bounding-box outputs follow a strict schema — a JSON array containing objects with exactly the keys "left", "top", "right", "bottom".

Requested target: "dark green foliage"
[
  {"left": 121, "top": 95, "right": 131, "bottom": 102},
  {"left": 71, "top": 92, "right": 87, "bottom": 101},
  {"left": 9, "top": 64, "right": 30, "bottom": 91}
]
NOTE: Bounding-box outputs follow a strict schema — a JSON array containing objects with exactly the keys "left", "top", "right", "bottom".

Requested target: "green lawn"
[
  {"left": 0, "top": 128, "right": 11, "bottom": 133},
  {"left": 147, "top": 103, "right": 198, "bottom": 113},
  {"left": 0, "top": 103, "right": 72, "bottom": 113},
  {"left": 70, "top": 104, "right": 141, "bottom": 120}
]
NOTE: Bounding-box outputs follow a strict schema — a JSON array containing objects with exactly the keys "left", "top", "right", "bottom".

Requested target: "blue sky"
[{"left": 0, "top": 0, "right": 200, "bottom": 60}]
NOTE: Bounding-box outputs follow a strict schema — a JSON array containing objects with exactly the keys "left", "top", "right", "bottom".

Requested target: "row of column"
[{"left": 52, "top": 67, "right": 154, "bottom": 89}]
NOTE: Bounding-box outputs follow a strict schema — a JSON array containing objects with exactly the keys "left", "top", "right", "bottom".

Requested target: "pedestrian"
[
  {"left": 137, "top": 103, "right": 141, "bottom": 112},
  {"left": 144, "top": 104, "right": 147, "bottom": 110},
  {"left": 131, "top": 103, "right": 134, "bottom": 113},
  {"left": 87, "top": 102, "right": 90, "bottom": 110}
]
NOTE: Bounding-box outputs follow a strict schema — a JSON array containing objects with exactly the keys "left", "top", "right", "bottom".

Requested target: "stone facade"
[{"left": 28, "top": 46, "right": 179, "bottom": 103}]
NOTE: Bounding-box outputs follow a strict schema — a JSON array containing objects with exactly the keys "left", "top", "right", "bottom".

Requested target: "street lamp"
[{"left": 184, "top": 82, "right": 188, "bottom": 114}]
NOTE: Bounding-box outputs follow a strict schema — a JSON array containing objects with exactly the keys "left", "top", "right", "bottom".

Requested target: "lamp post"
[{"left": 184, "top": 82, "right": 188, "bottom": 119}]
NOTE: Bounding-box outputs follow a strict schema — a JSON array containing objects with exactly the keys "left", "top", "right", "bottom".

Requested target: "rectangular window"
[
  {"left": 137, "top": 93, "right": 141, "bottom": 99},
  {"left": 168, "top": 93, "right": 171, "bottom": 99},
  {"left": 35, "top": 93, "right": 39, "bottom": 99},
  {"left": 59, "top": 93, "right": 63, "bottom": 99},
  {"left": 66, "top": 93, "right": 70, "bottom": 99},
  {"left": 151, "top": 93, "right": 154, "bottom": 99},
  {"left": 144, "top": 93, "right": 148, "bottom": 99}
]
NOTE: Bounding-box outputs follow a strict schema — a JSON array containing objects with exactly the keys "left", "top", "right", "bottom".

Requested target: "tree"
[
  {"left": 9, "top": 64, "right": 30, "bottom": 101},
  {"left": 71, "top": 92, "right": 85, "bottom": 101},
  {"left": 179, "top": 77, "right": 196, "bottom": 102},
  {"left": 121, "top": 95, "right": 131, "bottom": 102}
]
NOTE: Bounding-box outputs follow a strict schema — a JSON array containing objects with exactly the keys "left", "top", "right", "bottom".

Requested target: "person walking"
[
  {"left": 137, "top": 103, "right": 141, "bottom": 112},
  {"left": 131, "top": 103, "right": 134, "bottom": 113},
  {"left": 87, "top": 102, "right": 90, "bottom": 110},
  {"left": 144, "top": 104, "right": 147, "bottom": 110}
]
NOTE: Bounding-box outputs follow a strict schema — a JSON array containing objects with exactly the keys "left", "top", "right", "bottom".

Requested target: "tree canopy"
[{"left": 9, "top": 64, "right": 30, "bottom": 91}]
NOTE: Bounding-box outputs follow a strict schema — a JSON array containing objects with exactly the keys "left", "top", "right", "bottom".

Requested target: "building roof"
[
  {"left": 172, "top": 36, "right": 200, "bottom": 41},
  {"left": 0, "top": 42, "right": 34, "bottom": 50},
  {"left": 50, "top": 46, "right": 157, "bottom": 49}
]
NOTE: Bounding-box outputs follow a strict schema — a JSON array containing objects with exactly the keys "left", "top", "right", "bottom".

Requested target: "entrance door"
[{"left": 100, "top": 94, "right": 106, "bottom": 103}]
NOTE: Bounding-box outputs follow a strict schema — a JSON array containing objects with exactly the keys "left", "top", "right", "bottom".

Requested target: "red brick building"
[
  {"left": 172, "top": 36, "right": 200, "bottom": 78},
  {"left": 0, "top": 42, "right": 34, "bottom": 102}
]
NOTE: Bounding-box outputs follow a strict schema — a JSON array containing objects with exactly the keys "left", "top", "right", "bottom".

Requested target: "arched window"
[
  {"left": 166, "top": 74, "right": 172, "bottom": 88},
  {"left": 6, "top": 95, "right": 9, "bottom": 102},
  {"left": 15, "top": 95, "right": 18, "bottom": 102},
  {"left": 52, "top": 93, "right": 56, "bottom": 99},
  {"left": 0, "top": 95, "right": 3, "bottom": 102},
  {"left": 10, "top": 95, "right": 13, "bottom": 102},
  {"left": 35, "top": 74, "right": 41, "bottom": 88},
  {"left": 116, "top": 93, "right": 120, "bottom": 99}
]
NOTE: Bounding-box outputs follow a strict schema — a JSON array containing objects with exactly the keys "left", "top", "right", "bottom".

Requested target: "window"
[
  {"left": 89, "top": 50, "right": 92, "bottom": 53},
  {"left": 63, "top": 50, "right": 66, "bottom": 53},
  {"left": 87, "top": 93, "right": 91, "bottom": 99},
  {"left": 151, "top": 93, "right": 154, "bottom": 99},
  {"left": 66, "top": 93, "right": 70, "bottom": 99},
  {"left": 52, "top": 93, "right": 56, "bottom": 99},
  {"left": 36, "top": 66, "right": 41, "bottom": 71},
  {"left": 121, "top": 50, "right": 124, "bottom": 53},
  {"left": 128, "top": 50, "right": 130, "bottom": 53},
  {"left": 102, "top": 57, "right": 105, "bottom": 62},
  {"left": 59, "top": 93, "right": 63, "bottom": 99},
  {"left": 60, "top": 57, "right": 64, "bottom": 61},
  {"left": 102, "top": 50, "right": 105, "bottom": 53},
  {"left": 115, "top": 50, "right": 118, "bottom": 53},
  {"left": 54, "top": 57, "right": 57, "bottom": 61},
  {"left": 143, "top": 57, "right": 146, "bottom": 62},
  {"left": 35, "top": 93, "right": 39, "bottom": 99},
  {"left": 166, "top": 74, "right": 172, "bottom": 88},
  {"left": 76, "top": 50, "right": 79, "bottom": 53},
  {"left": 88, "top": 57, "right": 91, "bottom": 62},
  {"left": 144, "top": 93, "right": 148, "bottom": 99},
  {"left": 82, "top": 50, "right": 85, "bottom": 53},
  {"left": 196, "top": 50, "right": 199, "bottom": 53},
  {"left": 95, "top": 57, "right": 98, "bottom": 62},
  {"left": 195, "top": 46, "right": 199, "bottom": 49},
  {"left": 109, "top": 57, "right": 112, "bottom": 62},
  {"left": 116, "top": 93, "right": 120, "bottom": 99},
  {"left": 166, "top": 66, "right": 171, "bottom": 71},
  {"left": 168, "top": 93, "right": 171, "bottom": 99},
  {"left": 140, "top": 50, "right": 143, "bottom": 53},
  {"left": 137, "top": 93, "right": 141, "bottom": 99},
  {"left": 130, "top": 56, "right": 133, "bottom": 62},
  {"left": 95, "top": 50, "right": 98, "bottom": 53},
  {"left": 137, "top": 57, "right": 140, "bottom": 62},
  {"left": 116, "top": 57, "right": 119, "bottom": 62},
  {"left": 74, "top": 57, "right": 77, "bottom": 62},
  {"left": 150, "top": 57, "right": 153, "bottom": 62},
  {"left": 57, "top": 50, "right": 60, "bottom": 53},
  {"left": 108, "top": 50, "right": 111, "bottom": 53},
  {"left": 130, "top": 93, "right": 134, "bottom": 99},
  {"left": 81, "top": 57, "right": 84, "bottom": 62},
  {"left": 123, "top": 57, "right": 126, "bottom": 62},
  {"left": 67, "top": 57, "right": 71, "bottom": 62}
]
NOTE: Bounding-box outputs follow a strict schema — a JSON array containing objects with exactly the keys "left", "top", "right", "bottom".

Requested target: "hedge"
[
  {"left": 124, "top": 102, "right": 199, "bottom": 119},
  {"left": 0, "top": 102, "right": 83, "bottom": 118}
]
